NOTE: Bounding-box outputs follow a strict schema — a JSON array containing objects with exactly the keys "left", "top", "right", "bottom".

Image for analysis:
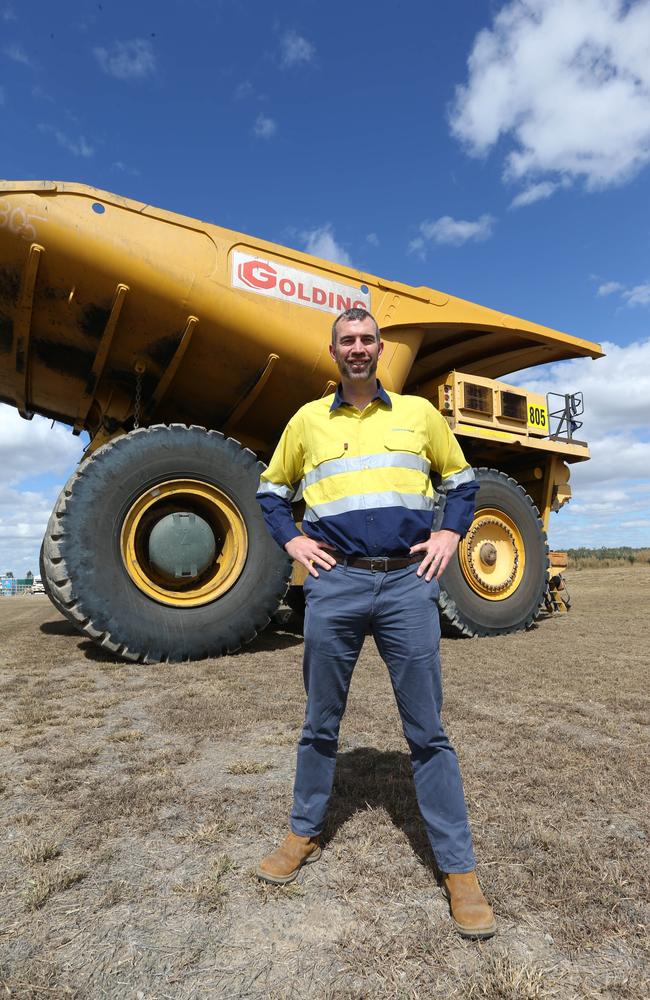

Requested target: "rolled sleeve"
[
  {"left": 439, "top": 479, "right": 479, "bottom": 537},
  {"left": 256, "top": 415, "right": 305, "bottom": 549}
]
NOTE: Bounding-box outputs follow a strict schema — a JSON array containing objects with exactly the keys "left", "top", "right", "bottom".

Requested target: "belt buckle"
[{"left": 369, "top": 556, "right": 388, "bottom": 573}]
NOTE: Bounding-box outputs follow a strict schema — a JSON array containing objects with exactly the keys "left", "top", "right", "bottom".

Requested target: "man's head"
[
  {"left": 329, "top": 307, "right": 383, "bottom": 383},
  {"left": 331, "top": 307, "right": 380, "bottom": 346}
]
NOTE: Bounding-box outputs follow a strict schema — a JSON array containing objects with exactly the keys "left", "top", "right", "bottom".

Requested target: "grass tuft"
[
  {"left": 24, "top": 866, "right": 88, "bottom": 910},
  {"left": 107, "top": 729, "right": 145, "bottom": 743},
  {"left": 466, "top": 953, "right": 561, "bottom": 1000},
  {"left": 20, "top": 839, "right": 62, "bottom": 865},
  {"left": 173, "top": 854, "right": 236, "bottom": 910},
  {"left": 98, "top": 879, "right": 138, "bottom": 907},
  {"left": 227, "top": 760, "right": 274, "bottom": 775},
  {"left": 180, "top": 818, "right": 237, "bottom": 843}
]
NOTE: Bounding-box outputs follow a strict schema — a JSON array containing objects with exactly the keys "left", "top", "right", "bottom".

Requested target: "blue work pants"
[{"left": 290, "top": 561, "right": 476, "bottom": 874}]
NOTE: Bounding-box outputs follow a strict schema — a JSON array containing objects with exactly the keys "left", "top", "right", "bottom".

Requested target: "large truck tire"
[
  {"left": 40, "top": 425, "right": 291, "bottom": 662},
  {"left": 438, "top": 468, "right": 548, "bottom": 637}
]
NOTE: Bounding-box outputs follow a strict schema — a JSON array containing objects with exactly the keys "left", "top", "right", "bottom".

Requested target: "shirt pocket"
[
  {"left": 310, "top": 442, "right": 347, "bottom": 470},
  {"left": 303, "top": 442, "right": 348, "bottom": 501},
  {"left": 384, "top": 429, "right": 427, "bottom": 458},
  {"left": 383, "top": 430, "right": 431, "bottom": 488}
]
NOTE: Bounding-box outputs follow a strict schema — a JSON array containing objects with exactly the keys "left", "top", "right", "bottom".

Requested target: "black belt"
[{"left": 331, "top": 551, "right": 424, "bottom": 572}]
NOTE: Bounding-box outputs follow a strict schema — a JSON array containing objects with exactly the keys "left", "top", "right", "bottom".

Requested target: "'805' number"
[
  {"left": 0, "top": 200, "right": 47, "bottom": 241},
  {"left": 528, "top": 404, "right": 547, "bottom": 429}
]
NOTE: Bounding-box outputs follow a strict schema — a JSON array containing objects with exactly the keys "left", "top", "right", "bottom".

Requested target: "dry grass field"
[{"left": 0, "top": 566, "right": 648, "bottom": 999}]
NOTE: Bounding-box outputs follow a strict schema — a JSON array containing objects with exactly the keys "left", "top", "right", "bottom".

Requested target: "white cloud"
[
  {"left": 301, "top": 224, "right": 352, "bottom": 267},
  {"left": 234, "top": 80, "right": 254, "bottom": 100},
  {"left": 112, "top": 160, "right": 140, "bottom": 176},
  {"left": 366, "top": 232, "right": 380, "bottom": 247},
  {"left": 94, "top": 39, "right": 156, "bottom": 80},
  {"left": 594, "top": 278, "right": 650, "bottom": 306},
  {"left": 510, "top": 339, "right": 650, "bottom": 547},
  {"left": 234, "top": 80, "right": 267, "bottom": 102},
  {"left": 409, "top": 214, "right": 495, "bottom": 256},
  {"left": 31, "top": 85, "right": 54, "bottom": 104},
  {"left": 58, "top": 132, "right": 93, "bottom": 158},
  {"left": 546, "top": 470, "right": 650, "bottom": 547},
  {"left": 0, "top": 482, "right": 58, "bottom": 576},
  {"left": 2, "top": 5, "right": 16, "bottom": 21},
  {"left": 0, "top": 405, "right": 82, "bottom": 487},
  {"left": 409, "top": 236, "right": 426, "bottom": 257},
  {"left": 450, "top": 0, "right": 650, "bottom": 201},
  {"left": 574, "top": 434, "right": 650, "bottom": 486},
  {"left": 509, "top": 179, "right": 570, "bottom": 208},
  {"left": 253, "top": 113, "right": 277, "bottom": 139},
  {"left": 623, "top": 283, "right": 650, "bottom": 307},
  {"left": 3, "top": 42, "right": 34, "bottom": 67},
  {"left": 597, "top": 280, "right": 624, "bottom": 296},
  {"left": 39, "top": 124, "right": 94, "bottom": 158},
  {"left": 280, "top": 30, "right": 314, "bottom": 68},
  {"left": 0, "top": 405, "right": 85, "bottom": 575}
]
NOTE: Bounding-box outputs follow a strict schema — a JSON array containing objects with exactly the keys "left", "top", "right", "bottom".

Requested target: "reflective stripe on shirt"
[
  {"left": 303, "top": 490, "right": 435, "bottom": 522},
  {"left": 302, "top": 450, "right": 431, "bottom": 489},
  {"left": 256, "top": 480, "right": 296, "bottom": 500},
  {"left": 435, "top": 466, "right": 476, "bottom": 493}
]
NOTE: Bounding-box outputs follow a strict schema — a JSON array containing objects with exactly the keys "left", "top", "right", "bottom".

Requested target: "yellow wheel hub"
[
  {"left": 459, "top": 508, "right": 525, "bottom": 601},
  {"left": 120, "top": 479, "right": 248, "bottom": 607}
]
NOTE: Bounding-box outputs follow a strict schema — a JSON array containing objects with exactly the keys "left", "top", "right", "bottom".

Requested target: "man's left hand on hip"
[{"left": 411, "top": 529, "right": 461, "bottom": 581}]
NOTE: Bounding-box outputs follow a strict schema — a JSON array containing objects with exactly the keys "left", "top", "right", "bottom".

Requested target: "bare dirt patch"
[{"left": 0, "top": 568, "right": 648, "bottom": 999}]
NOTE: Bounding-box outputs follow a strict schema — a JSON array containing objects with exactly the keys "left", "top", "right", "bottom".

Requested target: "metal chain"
[{"left": 133, "top": 369, "right": 143, "bottom": 429}]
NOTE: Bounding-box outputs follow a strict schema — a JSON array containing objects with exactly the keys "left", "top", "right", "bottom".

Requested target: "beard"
[{"left": 336, "top": 353, "right": 378, "bottom": 381}]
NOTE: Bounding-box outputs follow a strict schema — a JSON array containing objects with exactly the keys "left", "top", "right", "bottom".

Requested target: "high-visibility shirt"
[{"left": 257, "top": 381, "right": 478, "bottom": 557}]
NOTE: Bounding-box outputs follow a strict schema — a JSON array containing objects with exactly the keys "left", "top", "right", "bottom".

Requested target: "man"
[{"left": 255, "top": 307, "right": 496, "bottom": 939}]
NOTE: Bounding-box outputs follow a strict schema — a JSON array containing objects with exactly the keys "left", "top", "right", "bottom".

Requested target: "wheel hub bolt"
[{"left": 480, "top": 542, "right": 497, "bottom": 566}]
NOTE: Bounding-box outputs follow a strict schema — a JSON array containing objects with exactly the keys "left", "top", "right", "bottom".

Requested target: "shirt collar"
[{"left": 330, "top": 379, "right": 392, "bottom": 411}]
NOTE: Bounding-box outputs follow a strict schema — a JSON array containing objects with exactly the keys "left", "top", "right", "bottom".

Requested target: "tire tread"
[
  {"left": 40, "top": 424, "right": 290, "bottom": 662},
  {"left": 439, "top": 467, "right": 549, "bottom": 638}
]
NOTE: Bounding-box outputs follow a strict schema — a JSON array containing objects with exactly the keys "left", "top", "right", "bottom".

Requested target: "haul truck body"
[{"left": 0, "top": 181, "right": 603, "bottom": 661}]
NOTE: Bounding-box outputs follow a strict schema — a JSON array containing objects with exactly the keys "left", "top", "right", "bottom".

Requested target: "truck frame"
[{"left": 0, "top": 181, "right": 603, "bottom": 661}]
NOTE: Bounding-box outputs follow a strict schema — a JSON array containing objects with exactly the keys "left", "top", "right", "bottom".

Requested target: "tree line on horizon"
[{"left": 567, "top": 546, "right": 650, "bottom": 568}]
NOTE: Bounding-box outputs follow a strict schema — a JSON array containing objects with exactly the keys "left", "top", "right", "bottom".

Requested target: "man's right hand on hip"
[{"left": 285, "top": 535, "right": 337, "bottom": 577}]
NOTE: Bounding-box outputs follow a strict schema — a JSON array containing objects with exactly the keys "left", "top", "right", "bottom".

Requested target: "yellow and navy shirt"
[{"left": 257, "top": 381, "right": 478, "bottom": 557}]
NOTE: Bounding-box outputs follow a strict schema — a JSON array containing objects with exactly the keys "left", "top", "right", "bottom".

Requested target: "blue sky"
[{"left": 1, "top": 0, "right": 650, "bottom": 574}]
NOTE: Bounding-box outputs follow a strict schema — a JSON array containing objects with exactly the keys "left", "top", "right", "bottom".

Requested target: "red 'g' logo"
[{"left": 238, "top": 259, "right": 277, "bottom": 290}]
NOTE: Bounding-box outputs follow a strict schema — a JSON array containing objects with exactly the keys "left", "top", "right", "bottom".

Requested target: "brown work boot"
[
  {"left": 256, "top": 831, "right": 322, "bottom": 885},
  {"left": 442, "top": 870, "right": 497, "bottom": 939}
]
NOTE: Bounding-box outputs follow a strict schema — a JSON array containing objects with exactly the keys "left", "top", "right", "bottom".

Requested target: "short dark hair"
[{"left": 331, "top": 307, "right": 380, "bottom": 345}]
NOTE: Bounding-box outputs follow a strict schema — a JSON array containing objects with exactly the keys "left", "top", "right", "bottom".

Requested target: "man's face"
[{"left": 329, "top": 317, "right": 383, "bottom": 382}]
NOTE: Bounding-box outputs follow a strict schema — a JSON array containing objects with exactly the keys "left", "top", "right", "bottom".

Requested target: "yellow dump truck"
[{"left": 0, "top": 180, "right": 603, "bottom": 661}]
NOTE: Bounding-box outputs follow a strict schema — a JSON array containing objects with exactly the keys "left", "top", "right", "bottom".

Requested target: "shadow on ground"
[
  {"left": 234, "top": 622, "right": 304, "bottom": 655},
  {"left": 324, "top": 747, "right": 439, "bottom": 878},
  {"left": 78, "top": 640, "right": 126, "bottom": 664},
  {"left": 65, "top": 619, "right": 305, "bottom": 664},
  {"left": 40, "top": 618, "right": 80, "bottom": 637}
]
